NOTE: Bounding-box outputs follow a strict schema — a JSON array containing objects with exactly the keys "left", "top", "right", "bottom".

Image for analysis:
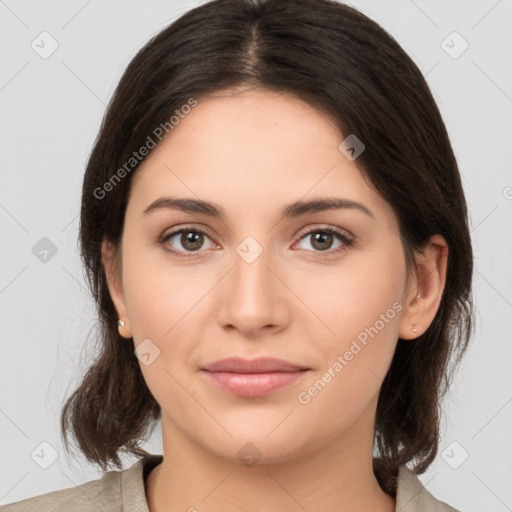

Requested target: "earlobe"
[
  {"left": 117, "top": 319, "right": 132, "bottom": 339},
  {"left": 101, "top": 238, "right": 132, "bottom": 338},
  {"left": 398, "top": 234, "right": 449, "bottom": 340}
]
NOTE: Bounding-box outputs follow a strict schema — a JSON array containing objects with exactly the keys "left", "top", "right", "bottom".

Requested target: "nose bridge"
[
  {"left": 216, "top": 233, "right": 287, "bottom": 334},
  {"left": 232, "top": 235, "right": 276, "bottom": 308}
]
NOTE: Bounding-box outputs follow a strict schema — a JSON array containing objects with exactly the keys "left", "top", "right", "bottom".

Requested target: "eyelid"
[
  {"left": 294, "top": 223, "right": 353, "bottom": 241},
  {"left": 160, "top": 223, "right": 352, "bottom": 243}
]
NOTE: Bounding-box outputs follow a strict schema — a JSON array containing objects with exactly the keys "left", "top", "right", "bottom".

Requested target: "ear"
[
  {"left": 398, "top": 234, "right": 449, "bottom": 340},
  {"left": 101, "top": 237, "right": 132, "bottom": 339}
]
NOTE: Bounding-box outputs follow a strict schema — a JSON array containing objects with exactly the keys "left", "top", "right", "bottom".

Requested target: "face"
[{"left": 104, "top": 87, "right": 424, "bottom": 465}]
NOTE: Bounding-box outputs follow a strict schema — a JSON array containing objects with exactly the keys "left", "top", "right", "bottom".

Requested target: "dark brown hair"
[{"left": 61, "top": 0, "right": 474, "bottom": 495}]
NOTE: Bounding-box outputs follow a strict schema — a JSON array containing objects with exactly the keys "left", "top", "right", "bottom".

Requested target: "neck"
[{"left": 145, "top": 419, "right": 396, "bottom": 512}]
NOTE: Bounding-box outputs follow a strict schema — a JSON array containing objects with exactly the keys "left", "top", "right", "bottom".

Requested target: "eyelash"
[{"left": 159, "top": 225, "right": 354, "bottom": 259}]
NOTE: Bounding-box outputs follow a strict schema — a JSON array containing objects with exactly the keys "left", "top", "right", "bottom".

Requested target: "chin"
[
  {"left": 193, "top": 418, "right": 314, "bottom": 465},
  {"left": 206, "top": 436, "right": 304, "bottom": 467}
]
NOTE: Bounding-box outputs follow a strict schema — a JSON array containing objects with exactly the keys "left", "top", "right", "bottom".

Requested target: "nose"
[{"left": 215, "top": 243, "right": 290, "bottom": 338}]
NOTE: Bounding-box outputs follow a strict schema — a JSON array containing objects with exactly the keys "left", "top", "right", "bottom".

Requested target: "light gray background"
[{"left": 1, "top": 0, "right": 511, "bottom": 510}]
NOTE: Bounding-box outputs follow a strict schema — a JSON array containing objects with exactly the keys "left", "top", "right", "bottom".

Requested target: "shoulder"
[
  {"left": 0, "top": 475, "right": 109, "bottom": 512},
  {"left": 0, "top": 453, "right": 163, "bottom": 512},
  {"left": 396, "top": 464, "right": 461, "bottom": 512}
]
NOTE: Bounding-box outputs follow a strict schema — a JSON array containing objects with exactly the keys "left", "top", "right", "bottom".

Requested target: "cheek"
[
  {"left": 120, "top": 244, "right": 209, "bottom": 411},
  {"left": 121, "top": 237, "right": 210, "bottom": 341},
  {"left": 294, "top": 290, "right": 402, "bottom": 438},
  {"left": 292, "top": 245, "right": 406, "bottom": 404},
  {"left": 294, "top": 242, "right": 406, "bottom": 341}
]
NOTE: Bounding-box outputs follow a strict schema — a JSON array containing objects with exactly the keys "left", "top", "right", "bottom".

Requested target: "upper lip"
[{"left": 201, "top": 357, "right": 309, "bottom": 373}]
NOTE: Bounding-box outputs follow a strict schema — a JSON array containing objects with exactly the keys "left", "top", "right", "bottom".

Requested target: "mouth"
[{"left": 200, "top": 356, "right": 311, "bottom": 397}]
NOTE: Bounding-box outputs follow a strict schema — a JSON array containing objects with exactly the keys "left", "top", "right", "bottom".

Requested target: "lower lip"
[{"left": 201, "top": 370, "right": 309, "bottom": 397}]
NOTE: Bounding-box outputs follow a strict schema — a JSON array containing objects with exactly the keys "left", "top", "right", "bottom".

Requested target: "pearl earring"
[{"left": 118, "top": 320, "right": 126, "bottom": 328}]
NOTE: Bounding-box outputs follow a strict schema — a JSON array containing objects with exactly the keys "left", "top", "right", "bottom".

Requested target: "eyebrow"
[{"left": 143, "top": 196, "right": 375, "bottom": 221}]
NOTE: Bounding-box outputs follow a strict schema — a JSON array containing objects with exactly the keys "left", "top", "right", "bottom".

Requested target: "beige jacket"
[{"left": 1, "top": 453, "right": 460, "bottom": 511}]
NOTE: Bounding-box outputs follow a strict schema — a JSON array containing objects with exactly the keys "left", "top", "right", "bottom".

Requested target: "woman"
[{"left": 2, "top": 0, "right": 473, "bottom": 510}]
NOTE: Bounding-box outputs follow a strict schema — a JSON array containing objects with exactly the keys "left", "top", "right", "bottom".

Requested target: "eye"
[
  {"left": 160, "top": 226, "right": 216, "bottom": 258},
  {"left": 294, "top": 227, "right": 353, "bottom": 257},
  {"left": 159, "top": 225, "right": 354, "bottom": 259}
]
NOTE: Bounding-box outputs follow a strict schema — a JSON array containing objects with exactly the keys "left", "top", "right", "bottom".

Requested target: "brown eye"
[
  {"left": 310, "top": 231, "right": 335, "bottom": 251},
  {"left": 178, "top": 231, "right": 204, "bottom": 251},
  {"left": 161, "top": 227, "right": 215, "bottom": 258},
  {"left": 295, "top": 227, "right": 353, "bottom": 256}
]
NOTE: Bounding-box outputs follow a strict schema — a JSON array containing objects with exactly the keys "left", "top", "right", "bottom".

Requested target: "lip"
[
  {"left": 201, "top": 356, "right": 309, "bottom": 373},
  {"left": 200, "top": 357, "right": 310, "bottom": 397}
]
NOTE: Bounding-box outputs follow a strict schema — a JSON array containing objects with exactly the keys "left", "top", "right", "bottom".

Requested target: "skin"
[{"left": 102, "top": 87, "right": 448, "bottom": 512}]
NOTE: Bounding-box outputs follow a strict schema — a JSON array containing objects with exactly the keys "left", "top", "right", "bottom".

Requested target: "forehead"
[{"left": 127, "top": 88, "right": 395, "bottom": 228}]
